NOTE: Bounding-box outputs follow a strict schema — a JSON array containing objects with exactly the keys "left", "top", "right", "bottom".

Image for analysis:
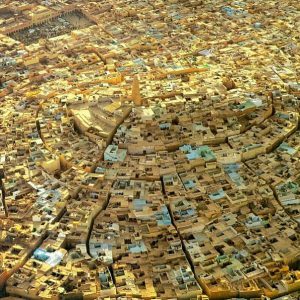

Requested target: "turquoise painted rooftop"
[
  {"left": 179, "top": 207, "right": 196, "bottom": 218},
  {"left": 156, "top": 205, "right": 172, "bottom": 226},
  {"left": 133, "top": 198, "right": 147, "bottom": 210},
  {"left": 209, "top": 188, "right": 226, "bottom": 200},
  {"left": 180, "top": 144, "right": 216, "bottom": 161},
  {"left": 95, "top": 167, "right": 106, "bottom": 174},
  {"left": 159, "top": 123, "right": 171, "bottom": 130},
  {"left": 33, "top": 248, "right": 49, "bottom": 262},
  {"left": 277, "top": 142, "right": 297, "bottom": 155},
  {"left": 230, "top": 99, "right": 255, "bottom": 111},
  {"left": 99, "top": 272, "right": 109, "bottom": 283},
  {"left": 277, "top": 181, "right": 299, "bottom": 194},
  {"left": 276, "top": 112, "right": 291, "bottom": 120},
  {"left": 133, "top": 199, "right": 172, "bottom": 226},
  {"left": 104, "top": 145, "right": 127, "bottom": 162},
  {"left": 224, "top": 164, "right": 245, "bottom": 187},
  {"left": 128, "top": 242, "right": 147, "bottom": 253},
  {"left": 183, "top": 179, "right": 196, "bottom": 189}
]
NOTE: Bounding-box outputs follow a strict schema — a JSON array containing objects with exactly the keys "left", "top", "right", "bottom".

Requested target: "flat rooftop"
[{"left": 9, "top": 10, "right": 95, "bottom": 45}]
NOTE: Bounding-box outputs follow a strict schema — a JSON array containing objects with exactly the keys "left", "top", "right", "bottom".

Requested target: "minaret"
[{"left": 131, "top": 75, "right": 143, "bottom": 106}]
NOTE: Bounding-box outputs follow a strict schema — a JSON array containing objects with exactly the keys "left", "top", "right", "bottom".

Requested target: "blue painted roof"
[
  {"left": 277, "top": 142, "right": 297, "bottom": 155},
  {"left": 209, "top": 188, "right": 226, "bottom": 200},
  {"left": 183, "top": 179, "right": 196, "bottom": 189},
  {"left": 180, "top": 145, "right": 216, "bottom": 161},
  {"left": 128, "top": 242, "right": 147, "bottom": 253},
  {"left": 133, "top": 199, "right": 148, "bottom": 210},
  {"left": 159, "top": 123, "right": 171, "bottom": 130},
  {"left": 33, "top": 248, "right": 49, "bottom": 262},
  {"left": 155, "top": 205, "right": 172, "bottom": 226},
  {"left": 95, "top": 167, "right": 106, "bottom": 174}
]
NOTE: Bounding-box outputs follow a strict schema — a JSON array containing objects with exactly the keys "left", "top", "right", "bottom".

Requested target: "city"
[{"left": 0, "top": 0, "right": 300, "bottom": 299}]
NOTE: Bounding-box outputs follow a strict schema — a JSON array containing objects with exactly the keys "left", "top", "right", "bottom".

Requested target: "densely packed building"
[{"left": 0, "top": 0, "right": 300, "bottom": 299}]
